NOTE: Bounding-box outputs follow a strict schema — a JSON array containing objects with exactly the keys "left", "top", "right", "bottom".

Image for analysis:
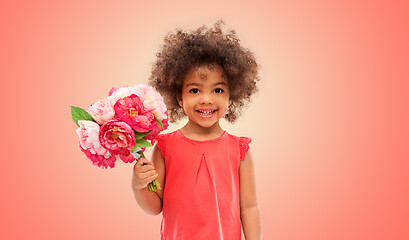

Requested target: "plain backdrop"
[{"left": 1, "top": 0, "right": 408, "bottom": 239}]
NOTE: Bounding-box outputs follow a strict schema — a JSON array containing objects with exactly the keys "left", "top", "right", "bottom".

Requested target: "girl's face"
[{"left": 178, "top": 64, "right": 232, "bottom": 130}]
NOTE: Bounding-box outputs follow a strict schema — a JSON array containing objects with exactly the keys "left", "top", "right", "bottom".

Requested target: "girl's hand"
[{"left": 132, "top": 157, "right": 158, "bottom": 190}]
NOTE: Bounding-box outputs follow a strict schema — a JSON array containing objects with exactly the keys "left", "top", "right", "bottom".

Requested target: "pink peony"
[
  {"left": 107, "top": 86, "right": 136, "bottom": 105},
  {"left": 114, "top": 94, "right": 157, "bottom": 133},
  {"left": 99, "top": 119, "right": 136, "bottom": 156},
  {"left": 118, "top": 154, "right": 135, "bottom": 163},
  {"left": 134, "top": 85, "right": 168, "bottom": 122},
  {"left": 108, "top": 85, "right": 169, "bottom": 123},
  {"left": 108, "top": 87, "right": 119, "bottom": 96},
  {"left": 88, "top": 98, "right": 115, "bottom": 125},
  {"left": 80, "top": 146, "right": 117, "bottom": 169},
  {"left": 76, "top": 120, "right": 116, "bottom": 168},
  {"left": 145, "top": 112, "right": 169, "bottom": 140},
  {"left": 76, "top": 120, "right": 110, "bottom": 157}
]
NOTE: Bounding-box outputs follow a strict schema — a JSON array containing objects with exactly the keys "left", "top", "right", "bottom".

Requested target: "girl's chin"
[{"left": 187, "top": 116, "right": 221, "bottom": 129}]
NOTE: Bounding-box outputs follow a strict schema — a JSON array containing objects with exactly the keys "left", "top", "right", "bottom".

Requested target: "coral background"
[{"left": 1, "top": 0, "right": 408, "bottom": 239}]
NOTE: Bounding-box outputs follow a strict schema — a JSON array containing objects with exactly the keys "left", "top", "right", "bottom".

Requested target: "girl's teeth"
[{"left": 198, "top": 110, "right": 215, "bottom": 114}]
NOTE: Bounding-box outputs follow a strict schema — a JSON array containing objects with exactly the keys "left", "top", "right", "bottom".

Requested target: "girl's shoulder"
[
  {"left": 154, "top": 130, "right": 181, "bottom": 158},
  {"left": 224, "top": 132, "right": 252, "bottom": 161},
  {"left": 224, "top": 131, "right": 252, "bottom": 143},
  {"left": 155, "top": 129, "right": 178, "bottom": 141}
]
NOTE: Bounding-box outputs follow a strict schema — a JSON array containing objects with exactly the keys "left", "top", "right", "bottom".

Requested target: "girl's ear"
[
  {"left": 229, "top": 99, "right": 232, "bottom": 107},
  {"left": 177, "top": 97, "right": 183, "bottom": 107}
]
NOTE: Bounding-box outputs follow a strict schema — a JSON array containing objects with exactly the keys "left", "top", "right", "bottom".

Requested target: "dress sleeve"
[
  {"left": 239, "top": 137, "right": 252, "bottom": 161},
  {"left": 155, "top": 134, "right": 166, "bottom": 159}
]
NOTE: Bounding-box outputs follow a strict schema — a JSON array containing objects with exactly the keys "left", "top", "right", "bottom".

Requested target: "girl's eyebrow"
[
  {"left": 185, "top": 83, "right": 200, "bottom": 87},
  {"left": 214, "top": 82, "right": 227, "bottom": 86},
  {"left": 185, "top": 82, "right": 227, "bottom": 87}
]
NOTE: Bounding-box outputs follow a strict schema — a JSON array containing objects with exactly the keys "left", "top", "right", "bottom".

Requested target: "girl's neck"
[{"left": 179, "top": 120, "right": 225, "bottom": 141}]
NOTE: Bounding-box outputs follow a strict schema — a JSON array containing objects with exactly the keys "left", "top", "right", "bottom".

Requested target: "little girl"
[{"left": 132, "top": 20, "right": 262, "bottom": 240}]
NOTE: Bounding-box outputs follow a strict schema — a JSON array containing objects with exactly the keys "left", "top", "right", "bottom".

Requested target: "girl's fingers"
[
  {"left": 139, "top": 163, "right": 154, "bottom": 171},
  {"left": 133, "top": 159, "right": 145, "bottom": 170},
  {"left": 133, "top": 159, "right": 156, "bottom": 177},
  {"left": 136, "top": 160, "right": 155, "bottom": 171},
  {"left": 138, "top": 158, "right": 155, "bottom": 167},
  {"left": 137, "top": 157, "right": 148, "bottom": 166},
  {"left": 147, "top": 173, "right": 159, "bottom": 182},
  {"left": 142, "top": 170, "right": 157, "bottom": 179},
  {"left": 134, "top": 171, "right": 158, "bottom": 190}
]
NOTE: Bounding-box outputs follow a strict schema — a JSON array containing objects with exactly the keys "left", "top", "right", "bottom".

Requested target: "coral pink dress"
[{"left": 155, "top": 129, "right": 252, "bottom": 240}]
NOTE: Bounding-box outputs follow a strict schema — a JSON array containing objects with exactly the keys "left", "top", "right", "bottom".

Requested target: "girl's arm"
[
  {"left": 131, "top": 144, "right": 166, "bottom": 216},
  {"left": 239, "top": 150, "right": 262, "bottom": 240}
]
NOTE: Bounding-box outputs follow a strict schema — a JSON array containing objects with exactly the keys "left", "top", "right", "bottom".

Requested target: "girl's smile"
[
  {"left": 178, "top": 64, "right": 231, "bottom": 132},
  {"left": 195, "top": 108, "right": 218, "bottom": 119}
]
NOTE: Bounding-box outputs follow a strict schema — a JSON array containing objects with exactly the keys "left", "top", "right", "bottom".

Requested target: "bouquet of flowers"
[{"left": 70, "top": 85, "right": 169, "bottom": 193}]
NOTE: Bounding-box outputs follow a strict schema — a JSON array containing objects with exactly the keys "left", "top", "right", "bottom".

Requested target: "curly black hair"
[{"left": 148, "top": 20, "right": 260, "bottom": 123}]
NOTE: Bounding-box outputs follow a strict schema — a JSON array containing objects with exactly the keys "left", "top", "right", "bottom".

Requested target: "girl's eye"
[
  {"left": 189, "top": 88, "right": 199, "bottom": 94},
  {"left": 214, "top": 88, "right": 224, "bottom": 93}
]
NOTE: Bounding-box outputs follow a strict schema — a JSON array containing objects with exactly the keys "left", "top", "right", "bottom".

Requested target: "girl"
[{"left": 132, "top": 20, "right": 262, "bottom": 240}]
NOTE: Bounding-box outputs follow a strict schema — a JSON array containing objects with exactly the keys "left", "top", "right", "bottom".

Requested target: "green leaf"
[
  {"left": 156, "top": 117, "right": 164, "bottom": 131},
  {"left": 131, "top": 145, "right": 138, "bottom": 152},
  {"left": 70, "top": 106, "right": 95, "bottom": 127},
  {"left": 132, "top": 139, "right": 153, "bottom": 151},
  {"left": 134, "top": 130, "right": 152, "bottom": 139}
]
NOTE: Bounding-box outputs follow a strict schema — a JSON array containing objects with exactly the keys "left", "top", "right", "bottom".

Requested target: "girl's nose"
[{"left": 199, "top": 93, "right": 212, "bottom": 104}]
